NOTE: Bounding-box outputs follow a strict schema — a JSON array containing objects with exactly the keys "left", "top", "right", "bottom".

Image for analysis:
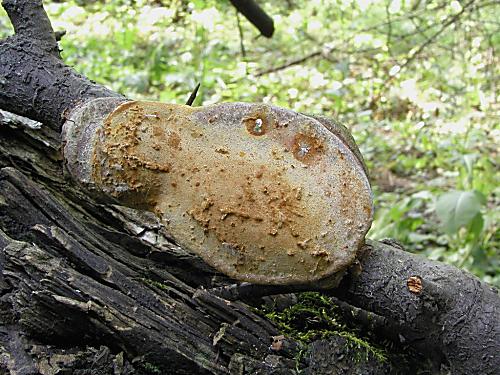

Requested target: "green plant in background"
[
  {"left": 369, "top": 190, "right": 431, "bottom": 243},
  {"left": 433, "top": 152, "right": 499, "bottom": 283},
  {"left": 435, "top": 189, "right": 485, "bottom": 266}
]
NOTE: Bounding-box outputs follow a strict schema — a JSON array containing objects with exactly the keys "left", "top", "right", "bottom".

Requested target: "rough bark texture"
[
  {"left": 1, "top": 104, "right": 499, "bottom": 374},
  {"left": 330, "top": 241, "right": 500, "bottom": 373},
  {"left": 0, "top": 34, "right": 122, "bottom": 132},
  {"left": 0, "top": 0, "right": 123, "bottom": 132},
  {"left": 0, "top": 1, "right": 498, "bottom": 374},
  {"left": 0, "top": 110, "right": 274, "bottom": 374},
  {"left": 2, "top": 0, "right": 59, "bottom": 57}
]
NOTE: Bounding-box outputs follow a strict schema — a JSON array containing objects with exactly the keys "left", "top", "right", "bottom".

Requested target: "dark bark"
[
  {"left": 2, "top": 0, "right": 59, "bottom": 57},
  {"left": 229, "top": 0, "right": 274, "bottom": 38},
  {"left": 0, "top": 2, "right": 123, "bottom": 132},
  {"left": 330, "top": 241, "right": 500, "bottom": 373},
  {"left": 0, "top": 133, "right": 275, "bottom": 373},
  {"left": 0, "top": 1, "right": 498, "bottom": 374},
  {"left": 0, "top": 34, "right": 122, "bottom": 132},
  {"left": 212, "top": 242, "right": 500, "bottom": 374}
]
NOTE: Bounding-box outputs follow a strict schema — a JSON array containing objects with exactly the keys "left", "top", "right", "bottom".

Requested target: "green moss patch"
[{"left": 263, "top": 292, "right": 388, "bottom": 363}]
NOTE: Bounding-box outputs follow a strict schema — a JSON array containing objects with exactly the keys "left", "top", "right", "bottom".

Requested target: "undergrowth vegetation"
[{"left": 0, "top": 0, "right": 498, "bottom": 285}]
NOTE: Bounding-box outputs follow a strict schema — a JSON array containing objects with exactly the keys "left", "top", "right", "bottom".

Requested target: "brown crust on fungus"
[
  {"left": 63, "top": 100, "right": 373, "bottom": 285},
  {"left": 291, "top": 133, "right": 325, "bottom": 164}
]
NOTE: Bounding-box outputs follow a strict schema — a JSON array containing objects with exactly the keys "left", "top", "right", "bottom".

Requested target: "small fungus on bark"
[{"left": 407, "top": 275, "right": 423, "bottom": 294}]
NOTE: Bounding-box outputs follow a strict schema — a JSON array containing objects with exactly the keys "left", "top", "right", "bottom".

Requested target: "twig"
[
  {"left": 208, "top": 282, "right": 319, "bottom": 301},
  {"left": 236, "top": 11, "right": 246, "bottom": 58},
  {"left": 252, "top": 44, "right": 387, "bottom": 78},
  {"left": 385, "top": 1, "right": 393, "bottom": 56},
  {"left": 255, "top": 50, "right": 322, "bottom": 77},
  {"left": 372, "top": 0, "right": 478, "bottom": 105},
  {"left": 252, "top": 3, "right": 467, "bottom": 79},
  {"left": 326, "top": 296, "right": 401, "bottom": 343},
  {"left": 354, "top": 2, "right": 448, "bottom": 34},
  {"left": 54, "top": 30, "right": 66, "bottom": 42},
  {"left": 185, "top": 83, "right": 200, "bottom": 106}
]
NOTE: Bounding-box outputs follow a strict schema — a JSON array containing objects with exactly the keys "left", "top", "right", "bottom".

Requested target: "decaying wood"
[
  {"left": 0, "top": 111, "right": 399, "bottom": 374},
  {"left": 0, "top": 1, "right": 498, "bottom": 374}
]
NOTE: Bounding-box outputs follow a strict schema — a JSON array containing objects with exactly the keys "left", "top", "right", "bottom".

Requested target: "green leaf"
[
  {"left": 435, "top": 190, "right": 485, "bottom": 234},
  {"left": 462, "top": 154, "right": 477, "bottom": 177},
  {"left": 468, "top": 212, "right": 484, "bottom": 239}
]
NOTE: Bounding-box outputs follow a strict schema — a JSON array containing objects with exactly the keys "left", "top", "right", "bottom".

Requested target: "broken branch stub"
[{"left": 62, "top": 98, "right": 373, "bottom": 286}]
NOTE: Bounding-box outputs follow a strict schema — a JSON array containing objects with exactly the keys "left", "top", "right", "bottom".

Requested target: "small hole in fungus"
[
  {"left": 292, "top": 133, "right": 324, "bottom": 163},
  {"left": 244, "top": 116, "right": 267, "bottom": 136}
]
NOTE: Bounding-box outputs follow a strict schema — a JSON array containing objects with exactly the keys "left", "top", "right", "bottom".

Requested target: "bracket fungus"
[{"left": 62, "top": 98, "right": 373, "bottom": 286}]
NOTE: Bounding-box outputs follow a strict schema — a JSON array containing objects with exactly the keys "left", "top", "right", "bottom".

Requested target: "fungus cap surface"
[{"left": 64, "top": 99, "right": 373, "bottom": 285}]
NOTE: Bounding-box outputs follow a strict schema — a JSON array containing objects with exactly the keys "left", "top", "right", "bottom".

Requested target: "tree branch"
[
  {"left": 2, "top": 0, "right": 59, "bottom": 57},
  {"left": 255, "top": 50, "right": 323, "bottom": 76},
  {"left": 328, "top": 240, "right": 500, "bottom": 374},
  {"left": 371, "top": 0, "right": 477, "bottom": 105},
  {"left": 229, "top": 0, "right": 274, "bottom": 38},
  {"left": 0, "top": 2, "right": 498, "bottom": 373}
]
